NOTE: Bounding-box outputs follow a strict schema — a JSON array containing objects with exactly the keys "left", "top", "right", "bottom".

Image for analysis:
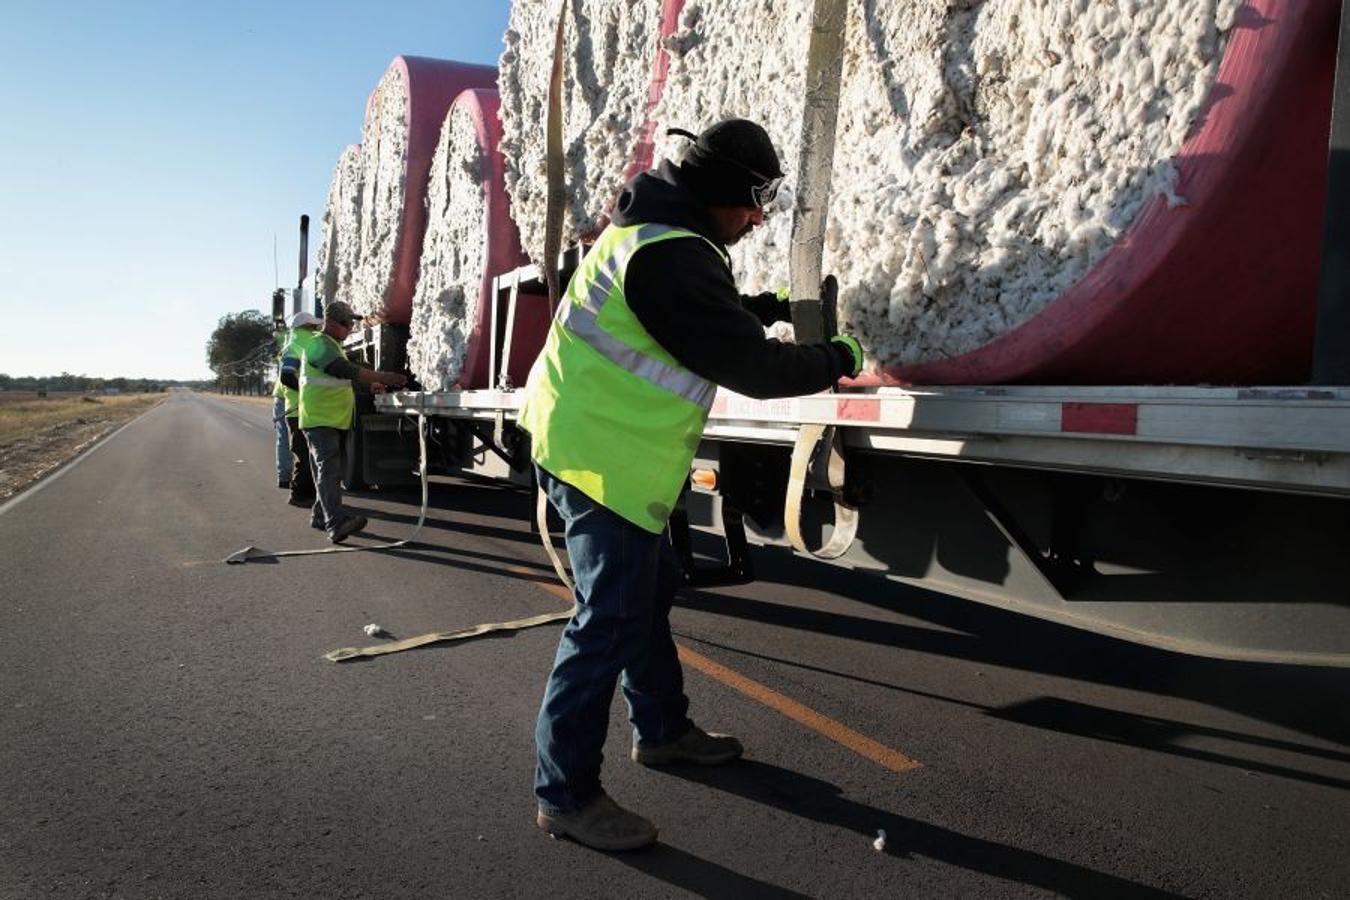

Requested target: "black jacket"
[{"left": 611, "top": 162, "right": 853, "bottom": 399}]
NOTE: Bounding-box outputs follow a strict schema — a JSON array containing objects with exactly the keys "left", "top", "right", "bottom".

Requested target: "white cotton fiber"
[
  {"left": 316, "top": 145, "right": 364, "bottom": 307},
  {"left": 408, "top": 104, "right": 491, "bottom": 391},
  {"left": 649, "top": 0, "right": 1238, "bottom": 369},
  {"left": 498, "top": 0, "right": 663, "bottom": 265},
  {"left": 351, "top": 64, "right": 411, "bottom": 319}
]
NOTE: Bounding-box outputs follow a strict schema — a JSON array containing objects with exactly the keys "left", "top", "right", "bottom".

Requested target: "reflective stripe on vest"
[
  {"left": 519, "top": 222, "right": 729, "bottom": 533},
  {"left": 555, "top": 223, "right": 718, "bottom": 408},
  {"left": 276, "top": 329, "right": 315, "bottom": 416},
  {"left": 300, "top": 374, "right": 350, "bottom": 387},
  {"left": 272, "top": 329, "right": 290, "bottom": 403}
]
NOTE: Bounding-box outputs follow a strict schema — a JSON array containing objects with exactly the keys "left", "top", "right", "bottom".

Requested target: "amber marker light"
[{"left": 690, "top": 468, "right": 718, "bottom": 491}]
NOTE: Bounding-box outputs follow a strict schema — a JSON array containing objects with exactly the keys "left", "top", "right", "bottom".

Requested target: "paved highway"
[{"left": 1, "top": 391, "right": 1346, "bottom": 898}]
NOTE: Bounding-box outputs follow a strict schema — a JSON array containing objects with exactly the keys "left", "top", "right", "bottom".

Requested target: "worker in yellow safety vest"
[
  {"left": 520, "top": 119, "right": 865, "bottom": 851},
  {"left": 288, "top": 300, "right": 406, "bottom": 544},
  {"left": 270, "top": 322, "right": 292, "bottom": 490},
  {"left": 273, "top": 311, "right": 322, "bottom": 507}
]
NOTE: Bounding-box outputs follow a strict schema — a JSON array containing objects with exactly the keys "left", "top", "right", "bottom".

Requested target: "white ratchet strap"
[
  {"left": 536, "top": 484, "right": 573, "bottom": 592},
  {"left": 784, "top": 422, "right": 858, "bottom": 560},
  {"left": 542, "top": 0, "right": 567, "bottom": 310},
  {"left": 225, "top": 412, "right": 431, "bottom": 565},
  {"left": 323, "top": 486, "right": 575, "bottom": 662},
  {"left": 324, "top": 608, "right": 573, "bottom": 663}
]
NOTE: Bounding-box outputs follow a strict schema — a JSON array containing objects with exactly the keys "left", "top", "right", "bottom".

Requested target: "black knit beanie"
[{"left": 672, "top": 119, "right": 785, "bottom": 208}]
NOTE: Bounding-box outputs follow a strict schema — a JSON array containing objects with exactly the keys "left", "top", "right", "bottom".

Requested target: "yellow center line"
[
  {"left": 676, "top": 643, "right": 922, "bottom": 775},
  {"left": 507, "top": 565, "right": 923, "bottom": 776}
]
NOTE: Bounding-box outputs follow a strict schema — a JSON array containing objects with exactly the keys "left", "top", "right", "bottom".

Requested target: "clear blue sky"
[{"left": 0, "top": 0, "right": 511, "bottom": 380}]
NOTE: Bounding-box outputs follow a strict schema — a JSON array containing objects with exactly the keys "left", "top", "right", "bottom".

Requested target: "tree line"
[{"left": 0, "top": 373, "right": 197, "bottom": 394}]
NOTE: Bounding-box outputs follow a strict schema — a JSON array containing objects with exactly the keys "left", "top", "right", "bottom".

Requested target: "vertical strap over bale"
[{"left": 543, "top": 0, "right": 568, "bottom": 311}]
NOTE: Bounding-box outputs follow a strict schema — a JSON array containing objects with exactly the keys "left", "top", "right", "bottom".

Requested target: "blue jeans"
[
  {"left": 271, "top": 396, "right": 289, "bottom": 482},
  {"left": 534, "top": 466, "right": 692, "bottom": 815}
]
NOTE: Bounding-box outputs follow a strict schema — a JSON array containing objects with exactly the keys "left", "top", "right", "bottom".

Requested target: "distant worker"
[
  {"left": 291, "top": 300, "right": 406, "bottom": 543},
  {"left": 271, "top": 318, "right": 292, "bottom": 490},
  {"left": 274, "top": 311, "right": 323, "bottom": 507},
  {"left": 519, "top": 118, "right": 864, "bottom": 851}
]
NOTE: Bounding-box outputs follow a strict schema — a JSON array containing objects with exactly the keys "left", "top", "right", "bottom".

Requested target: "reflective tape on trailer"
[
  {"left": 1061, "top": 403, "right": 1138, "bottom": 435},
  {"left": 705, "top": 387, "right": 1350, "bottom": 455}
]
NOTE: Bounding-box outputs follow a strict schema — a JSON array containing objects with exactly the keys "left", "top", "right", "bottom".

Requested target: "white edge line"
[{"left": 0, "top": 400, "right": 168, "bottom": 518}]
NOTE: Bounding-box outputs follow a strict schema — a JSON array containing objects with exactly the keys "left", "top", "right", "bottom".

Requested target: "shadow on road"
[
  {"left": 988, "top": 696, "right": 1350, "bottom": 790},
  {"left": 350, "top": 479, "right": 541, "bottom": 548},
  {"left": 675, "top": 562, "right": 1350, "bottom": 750},
  {"left": 675, "top": 632, "right": 1350, "bottom": 794},
  {"left": 654, "top": 760, "right": 1187, "bottom": 899},
  {"left": 361, "top": 479, "right": 1350, "bottom": 750},
  {"left": 612, "top": 842, "right": 812, "bottom": 899}
]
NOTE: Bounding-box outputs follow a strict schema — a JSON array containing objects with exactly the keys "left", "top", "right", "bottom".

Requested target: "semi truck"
[{"left": 310, "top": 1, "right": 1350, "bottom": 668}]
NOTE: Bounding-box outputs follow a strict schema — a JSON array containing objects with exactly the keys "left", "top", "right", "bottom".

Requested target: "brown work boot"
[
  {"left": 535, "top": 793, "right": 658, "bottom": 851},
  {"left": 631, "top": 724, "right": 744, "bottom": 766}
]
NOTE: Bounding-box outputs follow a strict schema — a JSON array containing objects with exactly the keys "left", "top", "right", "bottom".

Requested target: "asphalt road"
[{"left": 1, "top": 391, "right": 1346, "bottom": 899}]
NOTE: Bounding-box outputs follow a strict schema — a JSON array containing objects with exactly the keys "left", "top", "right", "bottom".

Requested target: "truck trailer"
[{"left": 317, "top": 0, "right": 1349, "bottom": 667}]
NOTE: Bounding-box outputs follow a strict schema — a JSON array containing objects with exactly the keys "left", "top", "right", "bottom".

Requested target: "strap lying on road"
[
  {"left": 324, "top": 482, "right": 577, "bottom": 662},
  {"left": 324, "top": 607, "right": 574, "bottom": 663},
  {"left": 224, "top": 413, "right": 430, "bottom": 564},
  {"left": 222, "top": 407, "right": 580, "bottom": 662}
]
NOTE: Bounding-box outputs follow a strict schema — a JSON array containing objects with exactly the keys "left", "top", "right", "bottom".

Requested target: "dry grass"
[
  {"left": 0, "top": 392, "right": 167, "bottom": 501},
  {"left": 0, "top": 392, "right": 164, "bottom": 443}
]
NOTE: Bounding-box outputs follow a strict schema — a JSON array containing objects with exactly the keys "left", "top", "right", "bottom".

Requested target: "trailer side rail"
[{"left": 378, "top": 384, "right": 1350, "bottom": 497}]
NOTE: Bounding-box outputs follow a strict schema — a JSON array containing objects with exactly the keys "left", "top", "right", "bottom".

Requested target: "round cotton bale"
[
  {"left": 350, "top": 56, "right": 497, "bottom": 324},
  {"left": 651, "top": 0, "right": 1334, "bottom": 385},
  {"left": 498, "top": 0, "right": 684, "bottom": 265},
  {"left": 316, "top": 144, "right": 363, "bottom": 307},
  {"left": 408, "top": 89, "right": 531, "bottom": 391}
]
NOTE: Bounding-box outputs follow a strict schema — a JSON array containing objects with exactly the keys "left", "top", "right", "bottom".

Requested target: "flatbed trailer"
[{"left": 348, "top": 263, "right": 1350, "bottom": 669}]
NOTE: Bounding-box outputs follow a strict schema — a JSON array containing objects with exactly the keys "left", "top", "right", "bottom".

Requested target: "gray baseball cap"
[{"left": 324, "top": 300, "right": 362, "bottom": 327}]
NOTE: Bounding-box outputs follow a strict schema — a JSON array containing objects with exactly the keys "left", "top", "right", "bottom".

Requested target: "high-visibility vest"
[
  {"left": 519, "top": 222, "right": 723, "bottom": 533},
  {"left": 271, "top": 331, "right": 288, "bottom": 401},
  {"left": 274, "top": 329, "right": 315, "bottom": 417},
  {"left": 298, "top": 332, "right": 354, "bottom": 430}
]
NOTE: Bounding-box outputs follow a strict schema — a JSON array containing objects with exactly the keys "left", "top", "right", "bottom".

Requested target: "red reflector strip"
[
  {"left": 1061, "top": 403, "right": 1138, "bottom": 435},
  {"left": 837, "top": 398, "right": 881, "bottom": 422}
]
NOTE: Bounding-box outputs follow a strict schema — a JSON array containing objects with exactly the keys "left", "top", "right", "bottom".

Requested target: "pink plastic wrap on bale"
[
  {"left": 503, "top": 290, "right": 553, "bottom": 388},
  {"left": 579, "top": 0, "right": 687, "bottom": 240},
  {"left": 455, "top": 89, "right": 551, "bottom": 390},
  {"left": 858, "top": 0, "right": 1337, "bottom": 387},
  {"left": 372, "top": 56, "right": 497, "bottom": 325},
  {"left": 621, "top": 0, "right": 688, "bottom": 184}
]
